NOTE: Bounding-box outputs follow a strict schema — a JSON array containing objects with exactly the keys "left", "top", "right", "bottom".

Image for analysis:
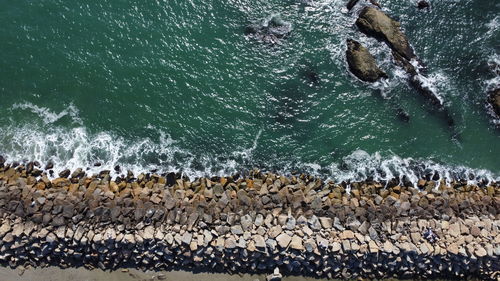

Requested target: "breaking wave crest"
[{"left": 0, "top": 124, "right": 497, "bottom": 185}]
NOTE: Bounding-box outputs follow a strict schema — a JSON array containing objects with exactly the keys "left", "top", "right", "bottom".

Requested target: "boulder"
[
  {"left": 268, "top": 225, "right": 283, "bottom": 239},
  {"left": 289, "top": 235, "right": 304, "bottom": 250},
  {"left": 487, "top": 88, "right": 500, "bottom": 120},
  {"left": 417, "top": 1, "right": 430, "bottom": 9},
  {"left": 356, "top": 7, "right": 415, "bottom": 61},
  {"left": 58, "top": 169, "right": 71, "bottom": 178},
  {"left": 319, "top": 217, "right": 333, "bottom": 229},
  {"left": 346, "top": 0, "right": 360, "bottom": 11},
  {"left": 276, "top": 233, "right": 292, "bottom": 248},
  {"left": 224, "top": 237, "right": 237, "bottom": 249},
  {"left": 266, "top": 267, "right": 282, "bottom": 281},
  {"left": 241, "top": 214, "right": 253, "bottom": 231},
  {"left": 346, "top": 39, "right": 387, "bottom": 82},
  {"left": 254, "top": 235, "right": 266, "bottom": 248}
]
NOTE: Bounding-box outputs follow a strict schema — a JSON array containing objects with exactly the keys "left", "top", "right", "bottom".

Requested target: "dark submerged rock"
[
  {"left": 417, "top": 1, "right": 430, "bottom": 9},
  {"left": 346, "top": 39, "right": 387, "bottom": 82},
  {"left": 245, "top": 14, "right": 292, "bottom": 45},
  {"left": 396, "top": 107, "right": 410, "bottom": 122}
]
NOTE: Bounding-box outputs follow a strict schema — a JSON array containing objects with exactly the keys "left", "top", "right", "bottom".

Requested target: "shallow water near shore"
[{"left": 0, "top": 0, "right": 499, "bottom": 182}]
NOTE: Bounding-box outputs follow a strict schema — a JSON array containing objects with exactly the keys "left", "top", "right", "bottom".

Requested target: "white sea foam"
[
  {"left": 11, "top": 102, "right": 82, "bottom": 125},
  {"left": 0, "top": 124, "right": 497, "bottom": 186},
  {"left": 303, "top": 150, "right": 498, "bottom": 186},
  {"left": 485, "top": 53, "right": 500, "bottom": 125}
]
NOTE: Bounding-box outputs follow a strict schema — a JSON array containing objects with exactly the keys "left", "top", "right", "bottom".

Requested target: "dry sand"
[{"left": 0, "top": 266, "right": 324, "bottom": 281}]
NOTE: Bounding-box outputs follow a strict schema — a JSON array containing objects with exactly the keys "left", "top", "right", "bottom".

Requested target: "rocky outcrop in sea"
[{"left": 0, "top": 160, "right": 498, "bottom": 280}]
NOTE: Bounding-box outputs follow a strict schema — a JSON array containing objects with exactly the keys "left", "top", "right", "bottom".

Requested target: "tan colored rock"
[
  {"left": 356, "top": 7, "right": 415, "bottom": 60},
  {"left": 368, "top": 240, "right": 379, "bottom": 253},
  {"left": 449, "top": 223, "right": 460, "bottom": 237},
  {"left": 331, "top": 242, "right": 341, "bottom": 252},
  {"left": 346, "top": 39, "right": 387, "bottom": 82},
  {"left": 268, "top": 225, "right": 283, "bottom": 239},
  {"left": 276, "top": 233, "right": 292, "bottom": 248},
  {"left": 289, "top": 235, "right": 304, "bottom": 251},
  {"left": 475, "top": 246, "right": 487, "bottom": 257},
  {"left": 340, "top": 230, "right": 355, "bottom": 239}
]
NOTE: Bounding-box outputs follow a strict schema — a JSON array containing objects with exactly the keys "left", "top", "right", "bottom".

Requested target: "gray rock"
[
  {"left": 165, "top": 233, "right": 174, "bottom": 245},
  {"left": 334, "top": 217, "right": 345, "bottom": 231},
  {"left": 317, "top": 236, "right": 329, "bottom": 249},
  {"left": 358, "top": 221, "right": 370, "bottom": 235},
  {"left": 254, "top": 214, "right": 264, "bottom": 227},
  {"left": 285, "top": 217, "right": 296, "bottom": 230},
  {"left": 181, "top": 232, "right": 192, "bottom": 245},
  {"left": 240, "top": 214, "right": 253, "bottom": 231},
  {"left": 237, "top": 237, "right": 247, "bottom": 248},
  {"left": 266, "top": 238, "right": 277, "bottom": 251},
  {"left": 231, "top": 225, "right": 244, "bottom": 235},
  {"left": 304, "top": 239, "right": 316, "bottom": 252},
  {"left": 309, "top": 215, "right": 322, "bottom": 231},
  {"left": 368, "top": 226, "right": 379, "bottom": 241}
]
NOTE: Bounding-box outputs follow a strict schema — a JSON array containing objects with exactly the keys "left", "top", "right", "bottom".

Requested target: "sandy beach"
[{"left": 0, "top": 266, "right": 328, "bottom": 281}]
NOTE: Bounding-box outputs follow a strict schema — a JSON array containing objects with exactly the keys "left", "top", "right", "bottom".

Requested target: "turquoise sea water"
[{"left": 0, "top": 0, "right": 499, "bottom": 182}]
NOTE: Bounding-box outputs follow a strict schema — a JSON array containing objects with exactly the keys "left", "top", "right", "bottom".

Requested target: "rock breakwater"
[{"left": 0, "top": 161, "right": 498, "bottom": 280}]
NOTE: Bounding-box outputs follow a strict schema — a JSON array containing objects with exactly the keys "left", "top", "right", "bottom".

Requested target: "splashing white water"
[
  {"left": 11, "top": 102, "right": 82, "bottom": 125},
  {"left": 0, "top": 122, "right": 497, "bottom": 184}
]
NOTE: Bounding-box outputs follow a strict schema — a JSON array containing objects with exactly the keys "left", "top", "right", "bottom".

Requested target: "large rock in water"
[
  {"left": 346, "top": 39, "right": 387, "bottom": 82},
  {"left": 356, "top": 7, "right": 416, "bottom": 61},
  {"left": 487, "top": 88, "right": 500, "bottom": 119}
]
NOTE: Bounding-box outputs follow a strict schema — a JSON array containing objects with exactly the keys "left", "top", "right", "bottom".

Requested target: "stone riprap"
[{"left": 0, "top": 161, "right": 499, "bottom": 280}]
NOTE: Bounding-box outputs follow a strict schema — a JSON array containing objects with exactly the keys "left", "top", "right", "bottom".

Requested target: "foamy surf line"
[{"left": 0, "top": 125, "right": 498, "bottom": 187}]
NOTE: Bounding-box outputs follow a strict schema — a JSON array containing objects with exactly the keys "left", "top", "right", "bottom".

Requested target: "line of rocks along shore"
[{"left": 0, "top": 159, "right": 499, "bottom": 280}]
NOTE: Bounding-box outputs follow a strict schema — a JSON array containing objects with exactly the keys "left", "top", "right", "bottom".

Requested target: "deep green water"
[{"left": 0, "top": 0, "right": 499, "bottom": 182}]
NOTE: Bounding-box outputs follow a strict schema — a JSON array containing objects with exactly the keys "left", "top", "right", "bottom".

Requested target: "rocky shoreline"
[{"left": 0, "top": 160, "right": 499, "bottom": 280}]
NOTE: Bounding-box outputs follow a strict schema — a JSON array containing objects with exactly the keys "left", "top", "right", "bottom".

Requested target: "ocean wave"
[
  {"left": 11, "top": 102, "right": 82, "bottom": 125},
  {"left": 0, "top": 125, "right": 497, "bottom": 185}
]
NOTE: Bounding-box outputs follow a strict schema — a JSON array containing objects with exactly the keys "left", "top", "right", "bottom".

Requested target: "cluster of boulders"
[
  {"left": 345, "top": 2, "right": 450, "bottom": 125},
  {"left": 0, "top": 159, "right": 498, "bottom": 279}
]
